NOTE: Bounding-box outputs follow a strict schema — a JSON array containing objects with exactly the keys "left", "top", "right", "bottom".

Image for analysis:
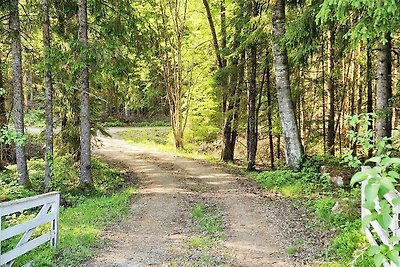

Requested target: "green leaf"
[
  {"left": 363, "top": 200, "right": 376, "bottom": 210},
  {"left": 380, "top": 177, "right": 395, "bottom": 193},
  {"left": 389, "top": 158, "right": 400, "bottom": 166},
  {"left": 351, "top": 171, "right": 368, "bottom": 185},
  {"left": 376, "top": 213, "right": 392, "bottom": 230},
  {"left": 369, "top": 157, "right": 382, "bottom": 164},
  {"left": 392, "top": 197, "right": 400, "bottom": 206},
  {"left": 374, "top": 253, "right": 384, "bottom": 267},
  {"left": 365, "top": 183, "right": 380, "bottom": 202},
  {"left": 389, "top": 171, "right": 400, "bottom": 180},
  {"left": 362, "top": 214, "right": 374, "bottom": 229},
  {"left": 368, "top": 245, "right": 381, "bottom": 256},
  {"left": 388, "top": 250, "right": 400, "bottom": 265},
  {"left": 389, "top": 236, "right": 400, "bottom": 243}
]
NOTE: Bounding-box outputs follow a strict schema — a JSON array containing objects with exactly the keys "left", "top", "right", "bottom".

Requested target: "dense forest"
[
  {"left": 0, "top": 0, "right": 398, "bottom": 180},
  {"left": 1, "top": 0, "right": 400, "bottom": 266}
]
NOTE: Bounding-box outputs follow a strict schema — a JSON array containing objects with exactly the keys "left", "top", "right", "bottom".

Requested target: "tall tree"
[
  {"left": 10, "top": 0, "right": 29, "bottom": 185},
  {"left": 246, "top": 0, "right": 259, "bottom": 171},
  {"left": 156, "top": 0, "right": 189, "bottom": 149},
  {"left": 202, "top": 0, "right": 242, "bottom": 162},
  {"left": 42, "top": 0, "right": 54, "bottom": 189},
  {"left": 376, "top": 35, "right": 392, "bottom": 139},
  {"left": 327, "top": 28, "right": 335, "bottom": 155},
  {"left": 272, "top": 0, "right": 303, "bottom": 170},
  {"left": 78, "top": 0, "right": 92, "bottom": 184}
]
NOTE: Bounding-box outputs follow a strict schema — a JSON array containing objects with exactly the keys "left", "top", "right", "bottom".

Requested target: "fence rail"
[
  {"left": 0, "top": 192, "right": 60, "bottom": 267},
  {"left": 361, "top": 166, "right": 400, "bottom": 267}
]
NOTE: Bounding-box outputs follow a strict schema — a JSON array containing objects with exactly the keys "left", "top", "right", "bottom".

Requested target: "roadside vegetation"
[
  {"left": 1, "top": 156, "right": 136, "bottom": 267},
  {"left": 253, "top": 158, "right": 373, "bottom": 266}
]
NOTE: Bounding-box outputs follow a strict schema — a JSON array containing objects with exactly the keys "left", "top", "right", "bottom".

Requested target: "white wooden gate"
[
  {"left": 361, "top": 167, "right": 400, "bottom": 267},
  {"left": 0, "top": 192, "right": 60, "bottom": 267}
]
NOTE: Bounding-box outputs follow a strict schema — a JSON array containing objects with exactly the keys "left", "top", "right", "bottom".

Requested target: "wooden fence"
[
  {"left": 361, "top": 166, "right": 400, "bottom": 267},
  {"left": 0, "top": 192, "right": 60, "bottom": 267}
]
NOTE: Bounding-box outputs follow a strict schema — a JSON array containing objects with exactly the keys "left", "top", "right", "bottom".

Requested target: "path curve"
[{"left": 86, "top": 135, "right": 294, "bottom": 267}]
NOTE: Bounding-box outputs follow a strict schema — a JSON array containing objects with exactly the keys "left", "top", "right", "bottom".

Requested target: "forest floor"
[{"left": 82, "top": 130, "right": 325, "bottom": 267}]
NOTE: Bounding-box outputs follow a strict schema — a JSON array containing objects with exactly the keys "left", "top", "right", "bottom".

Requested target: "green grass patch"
[
  {"left": 116, "top": 126, "right": 171, "bottom": 146},
  {"left": 183, "top": 202, "right": 227, "bottom": 266},
  {"left": 254, "top": 169, "right": 332, "bottom": 198},
  {"left": 191, "top": 203, "right": 223, "bottom": 239},
  {"left": 1, "top": 157, "right": 136, "bottom": 266},
  {"left": 114, "top": 127, "right": 217, "bottom": 161},
  {"left": 11, "top": 188, "right": 136, "bottom": 267},
  {"left": 102, "top": 120, "right": 170, "bottom": 128}
]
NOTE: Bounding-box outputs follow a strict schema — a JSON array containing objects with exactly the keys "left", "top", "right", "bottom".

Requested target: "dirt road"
[{"left": 86, "top": 135, "right": 294, "bottom": 267}]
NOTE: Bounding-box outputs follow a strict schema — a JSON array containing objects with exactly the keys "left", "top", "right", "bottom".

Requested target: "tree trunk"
[
  {"left": 202, "top": 0, "right": 223, "bottom": 69},
  {"left": 272, "top": 0, "right": 302, "bottom": 170},
  {"left": 246, "top": 0, "right": 258, "bottom": 171},
  {"left": 10, "top": 0, "right": 29, "bottom": 186},
  {"left": 367, "top": 44, "right": 373, "bottom": 115},
  {"left": 376, "top": 35, "right": 392, "bottom": 139},
  {"left": 327, "top": 28, "right": 335, "bottom": 155},
  {"left": 266, "top": 61, "right": 274, "bottom": 169},
  {"left": 78, "top": 0, "right": 92, "bottom": 184},
  {"left": 321, "top": 38, "right": 326, "bottom": 152},
  {"left": 366, "top": 44, "right": 373, "bottom": 157},
  {"left": 202, "top": 0, "right": 240, "bottom": 162},
  {"left": 0, "top": 57, "right": 8, "bottom": 169},
  {"left": 247, "top": 47, "right": 257, "bottom": 170},
  {"left": 43, "top": 0, "right": 54, "bottom": 189}
]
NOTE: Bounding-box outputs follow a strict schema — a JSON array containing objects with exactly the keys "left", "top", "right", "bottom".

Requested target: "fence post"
[{"left": 51, "top": 193, "right": 60, "bottom": 248}]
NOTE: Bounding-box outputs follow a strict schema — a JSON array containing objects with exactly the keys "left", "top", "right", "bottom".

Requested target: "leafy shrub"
[
  {"left": 0, "top": 173, "right": 36, "bottom": 202},
  {"left": 1, "top": 156, "right": 126, "bottom": 207},
  {"left": 255, "top": 169, "right": 331, "bottom": 197},
  {"left": 299, "top": 154, "right": 341, "bottom": 173},
  {"left": 323, "top": 221, "right": 371, "bottom": 264}
]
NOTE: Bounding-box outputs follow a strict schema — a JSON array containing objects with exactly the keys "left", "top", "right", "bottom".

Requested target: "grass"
[
  {"left": 114, "top": 127, "right": 220, "bottom": 161},
  {"left": 13, "top": 188, "right": 136, "bottom": 267},
  {"left": 102, "top": 120, "right": 170, "bottom": 128},
  {"left": 1, "top": 157, "right": 136, "bottom": 267},
  {"left": 191, "top": 203, "right": 223, "bottom": 239},
  {"left": 183, "top": 202, "right": 227, "bottom": 266}
]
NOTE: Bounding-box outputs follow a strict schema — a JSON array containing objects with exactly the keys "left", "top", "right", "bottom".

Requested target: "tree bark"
[
  {"left": 202, "top": 0, "right": 223, "bottom": 69},
  {"left": 43, "top": 0, "right": 54, "bottom": 189},
  {"left": 327, "top": 28, "right": 335, "bottom": 155},
  {"left": 367, "top": 44, "right": 373, "bottom": 115},
  {"left": 246, "top": 0, "right": 258, "bottom": 171},
  {"left": 78, "top": 0, "right": 92, "bottom": 184},
  {"left": 10, "top": 0, "right": 29, "bottom": 186},
  {"left": 247, "top": 45, "right": 257, "bottom": 171},
  {"left": 266, "top": 60, "right": 274, "bottom": 169},
  {"left": 376, "top": 35, "right": 392, "bottom": 139},
  {"left": 0, "top": 57, "right": 8, "bottom": 169},
  {"left": 272, "top": 0, "right": 303, "bottom": 170}
]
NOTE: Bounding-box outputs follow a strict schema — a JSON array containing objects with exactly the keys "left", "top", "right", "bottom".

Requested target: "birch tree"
[{"left": 272, "top": 0, "right": 303, "bottom": 170}]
